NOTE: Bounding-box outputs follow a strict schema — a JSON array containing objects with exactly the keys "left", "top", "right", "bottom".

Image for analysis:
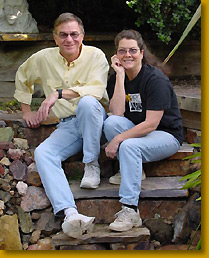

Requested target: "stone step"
[
  {"left": 71, "top": 177, "right": 188, "bottom": 200},
  {"left": 71, "top": 177, "right": 188, "bottom": 224},
  {"left": 52, "top": 224, "right": 150, "bottom": 250}
]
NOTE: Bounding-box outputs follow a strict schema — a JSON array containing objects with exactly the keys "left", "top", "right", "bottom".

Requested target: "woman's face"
[{"left": 117, "top": 38, "right": 143, "bottom": 71}]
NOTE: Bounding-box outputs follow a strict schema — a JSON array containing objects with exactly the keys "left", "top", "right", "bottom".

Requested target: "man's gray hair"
[{"left": 53, "top": 13, "right": 84, "bottom": 34}]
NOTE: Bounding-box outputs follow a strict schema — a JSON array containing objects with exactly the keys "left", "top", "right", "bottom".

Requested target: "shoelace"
[{"left": 114, "top": 207, "right": 133, "bottom": 222}]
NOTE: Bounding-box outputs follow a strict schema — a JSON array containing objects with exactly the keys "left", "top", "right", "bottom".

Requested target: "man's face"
[
  {"left": 53, "top": 20, "right": 84, "bottom": 62},
  {"left": 4, "top": 0, "right": 23, "bottom": 25}
]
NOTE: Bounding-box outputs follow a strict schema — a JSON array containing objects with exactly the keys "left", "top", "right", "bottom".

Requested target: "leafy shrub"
[{"left": 126, "top": 0, "right": 201, "bottom": 43}]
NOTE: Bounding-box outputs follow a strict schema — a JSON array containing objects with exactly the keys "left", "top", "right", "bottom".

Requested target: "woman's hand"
[
  {"left": 105, "top": 135, "right": 122, "bottom": 159},
  {"left": 111, "top": 55, "right": 125, "bottom": 76}
]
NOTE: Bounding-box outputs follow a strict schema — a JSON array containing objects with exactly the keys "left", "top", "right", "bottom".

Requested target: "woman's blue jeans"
[
  {"left": 104, "top": 115, "right": 180, "bottom": 207},
  {"left": 34, "top": 96, "right": 107, "bottom": 215}
]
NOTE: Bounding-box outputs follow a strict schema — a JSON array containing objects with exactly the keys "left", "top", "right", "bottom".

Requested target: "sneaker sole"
[
  {"left": 62, "top": 217, "right": 95, "bottom": 238},
  {"left": 109, "top": 219, "right": 142, "bottom": 232},
  {"left": 80, "top": 181, "right": 100, "bottom": 189}
]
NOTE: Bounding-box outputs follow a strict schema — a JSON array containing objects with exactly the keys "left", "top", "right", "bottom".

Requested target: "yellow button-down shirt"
[{"left": 14, "top": 44, "right": 109, "bottom": 118}]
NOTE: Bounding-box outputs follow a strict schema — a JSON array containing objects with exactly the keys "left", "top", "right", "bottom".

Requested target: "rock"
[
  {"left": 27, "top": 244, "right": 38, "bottom": 250},
  {"left": 17, "top": 206, "right": 34, "bottom": 234},
  {"left": 0, "top": 214, "right": 22, "bottom": 250},
  {"left": 9, "top": 159, "right": 28, "bottom": 181},
  {"left": 21, "top": 234, "right": 31, "bottom": 243},
  {"left": 16, "top": 181, "right": 28, "bottom": 196},
  {"left": 0, "top": 149, "right": 4, "bottom": 159},
  {"left": 144, "top": 218, "right": 173, "bottom": 245},
  {"left": 0, "top": 200, "right": 5, "bottom": 215},
  {"left": 26, "top": 162, "right": 42, "bottom": 187},
  {"left": 37, "top": 237, "right": 54, "bottom": 250},
  {"left": 0, "top": 121, "right": 6, "bottom": 127},
  {"left": 172, "top": 193, "right": 201, "bottom": 244},
  {"left": 61, "top": 244, "right": 108, "bottom": 250},
  {"left": 157, "top": 244, "right": 196, "bottom": 250},
  {"left": 20, "top": 186, "right": 51, "bottom": 212},
  {"left": 0, "top": 164, "right": 5, "bottom": 176},
  {"left": 7, "top": 148, "right": 26, "bottom": 160},
  {"left": 31, "top": 212, "right": 41, "bottom": 220},
  {"left": 24, "top": 156, "right": 34, "bottom": 166},
  {"left": 22, "top": 242, "right": 29, "bottom": 250},
  {"left": 0, "top": 127, "right": 14, "bottom": 142},
  {"left": 35, "top": 210, "right": 62, "bottom": 235},
  {"left": 0, "top": 156, "right": 11, "bottom": 166},
  {"left": 0, "top": 178, "right": 11, "bottom": 191},
  {"left": 110, "top": 241, "right": 150, "bottom": 250},
  {"left": 29, "top": 229, "right": 41, "bottom": 244},
  {"left": 0, "top": 142, "right": 15, "bottom": 150},
  {"left": 13, "top": 138, "right": 29, "bottom": 150},
  {"left": 0, "top": 190, "right": 11, "bottom": 203}
]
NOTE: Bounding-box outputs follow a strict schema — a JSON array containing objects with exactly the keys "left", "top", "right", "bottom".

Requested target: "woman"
[{"left": 104, "top": 30, "right": 183, "bottom": 232}]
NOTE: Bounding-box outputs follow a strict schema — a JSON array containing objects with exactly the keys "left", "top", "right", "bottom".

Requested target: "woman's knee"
[
  {"left": 104, "top": 115, "right": 120, "bottom": 132},
  {"left": 104, "top": 115, "right": 121, "bottom": 140},
  {"left": 119, "top": 138, "right": 141, "bottom": 156}
]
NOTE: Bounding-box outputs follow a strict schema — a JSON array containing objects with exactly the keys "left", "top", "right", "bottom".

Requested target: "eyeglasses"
[
  {"left": 117, "top": 48, "right": 140, "bottom": 56},
  {"left": 57, "top": 31, "right": 81, "bottom": 40}
]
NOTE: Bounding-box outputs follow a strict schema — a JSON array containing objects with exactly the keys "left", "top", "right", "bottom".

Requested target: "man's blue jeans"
[
  {"left": 34, "top": 96, "right": 107, "bottom": 215},
  {"left": 104, "top": 115, "right": 180, "bottom": 207}
]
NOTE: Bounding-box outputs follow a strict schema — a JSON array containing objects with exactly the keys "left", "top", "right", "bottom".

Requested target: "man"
[{"left": 14, "top": 13, "right": 109, "bottom": 238}]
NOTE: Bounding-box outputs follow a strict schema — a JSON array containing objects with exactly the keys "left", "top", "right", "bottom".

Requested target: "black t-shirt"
[{"left": 107, "top": 64, "right": 183, "bottom": 145}]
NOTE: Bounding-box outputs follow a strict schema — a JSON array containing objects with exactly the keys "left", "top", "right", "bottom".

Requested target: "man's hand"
[
  {"left": 22, "top": 111, "right": 41, "bottom": 128},
  {"left": 37, "top": 91, "right": 58, "bottom": 122}
]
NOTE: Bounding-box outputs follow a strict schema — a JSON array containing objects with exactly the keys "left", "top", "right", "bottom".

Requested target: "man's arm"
[{"left": 36, "top": 89, "right": 80, "bottom": 122}]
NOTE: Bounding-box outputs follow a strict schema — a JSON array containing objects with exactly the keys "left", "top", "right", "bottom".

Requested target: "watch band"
[{"left": 56, "top": 89, "right": 63, "bottom": 99}]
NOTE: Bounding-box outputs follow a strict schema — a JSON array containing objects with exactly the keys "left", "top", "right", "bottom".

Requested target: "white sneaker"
[
  {"left": 62, "top": 213, "right": 95, "bottom": 238},
  {"left": 109, "top": 169, "right": 146, "bottom": 185},
  {"left": 80, "top": 163, "right": 100, "bottom": 189},
  {"left": 109, "top": 206, "right": 142, "bottom": 232}
]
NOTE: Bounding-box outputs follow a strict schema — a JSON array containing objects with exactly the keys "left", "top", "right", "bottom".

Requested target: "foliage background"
[{"left": 27, "top": 0, "right": 200, "bottom": 43}]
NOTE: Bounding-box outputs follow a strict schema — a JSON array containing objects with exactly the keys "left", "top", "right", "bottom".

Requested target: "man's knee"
[
  {"left": 77, "top": 96, "right": 97, "bottom": 111},
  {"left": 34, "top": 142, "right": 48, "bottom": 162}
]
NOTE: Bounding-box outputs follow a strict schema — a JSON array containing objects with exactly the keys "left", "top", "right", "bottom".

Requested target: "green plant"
[
  {"left": 0, "top": 99, "right": 42, "bottom": 112},
  {"left": 179, "top": 143, "right": 201, "bottom": 195},
  {"left": 163, "top": 3, "right": 201, "bottom": 64},
  {"left": 126, "top": 0, "right": 201, "bottom": 43},
  {"left": 179, "top": 143, "right": 201, "bottom": 250}
]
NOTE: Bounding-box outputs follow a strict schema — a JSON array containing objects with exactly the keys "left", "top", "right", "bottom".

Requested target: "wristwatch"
[{"left": 56, "top": 89, "right": 63, "bottom": 99}]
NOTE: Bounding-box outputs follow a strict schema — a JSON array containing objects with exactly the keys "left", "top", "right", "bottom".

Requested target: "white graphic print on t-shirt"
[{"left": 127, "top": 93, "right": 142, "bottom": 112}]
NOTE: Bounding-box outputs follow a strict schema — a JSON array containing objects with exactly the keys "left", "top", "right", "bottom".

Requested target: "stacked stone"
[
  {"left": 0, "top": 123, "right": 201, "bottom": 250},
  {"left": 0, "top": 126, "right": 59, "bottom": 250}
]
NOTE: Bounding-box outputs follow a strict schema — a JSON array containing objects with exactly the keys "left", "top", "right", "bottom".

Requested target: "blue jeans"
[
  {"left": 34, "top": 96, "right": 107, "bottom": 215},
  {"left": 104, "top": 115, "right": 180, "bottom": 206}
]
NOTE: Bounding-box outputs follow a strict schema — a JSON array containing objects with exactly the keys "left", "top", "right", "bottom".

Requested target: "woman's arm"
[{"left": 108, "top": 55, "right": 126, "bottom": 116}]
